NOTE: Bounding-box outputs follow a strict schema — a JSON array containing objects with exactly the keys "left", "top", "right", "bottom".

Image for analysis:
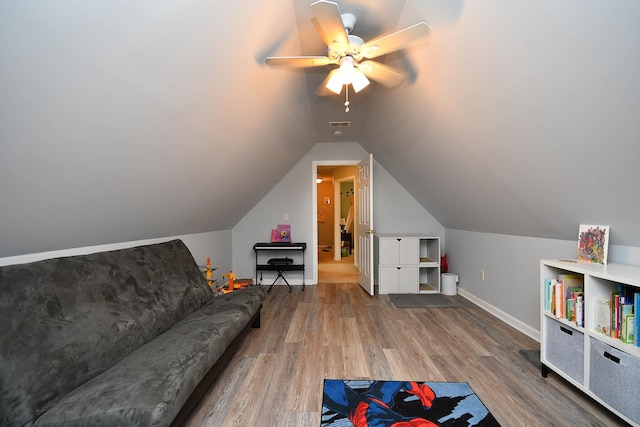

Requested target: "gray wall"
[
  {"left": 5, "top": 148, "right": 640, "bottom": 342},
  {"left": 232, "top": 141, "right": 444, "bottom": 284},
  {"left": 446, "top": 229, "right": 640, "bottom": 339},
  {"left": 0, "top": 230, "right": 233, "bottom": 287}
]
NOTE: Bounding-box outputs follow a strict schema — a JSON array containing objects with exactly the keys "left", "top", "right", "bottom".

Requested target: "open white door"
[{"left": 357, "top": 154, "right": 375, "bottom": 295}]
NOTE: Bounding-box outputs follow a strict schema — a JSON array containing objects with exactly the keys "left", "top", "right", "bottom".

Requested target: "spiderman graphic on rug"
[
  {"left": 321, "top": 380, "right": 501, "bottom": 427},
  {"left": 322, "top": 380, "right": 437, "bottom": 427}
]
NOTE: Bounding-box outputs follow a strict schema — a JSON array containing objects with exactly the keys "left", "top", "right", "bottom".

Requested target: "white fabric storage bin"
[
  {"left": 589, "top": 338, "right": 640, "bottom": 423},
  {"left": 544, "top": 317, "right": 584, "bottom": 383}
]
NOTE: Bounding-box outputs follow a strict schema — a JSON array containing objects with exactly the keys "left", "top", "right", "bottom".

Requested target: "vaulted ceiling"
[{"left": 1, "top": 1, "right": 640, "bottom": 258}]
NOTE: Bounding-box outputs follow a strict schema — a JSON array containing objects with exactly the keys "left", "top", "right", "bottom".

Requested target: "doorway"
[{"left": 316, "top": 165, "right": 358, "bottom": 284}]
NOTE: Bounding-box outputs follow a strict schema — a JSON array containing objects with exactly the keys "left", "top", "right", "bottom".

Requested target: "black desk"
[{"left": 253, "top": 242, "right": 306, "bottom": 292}]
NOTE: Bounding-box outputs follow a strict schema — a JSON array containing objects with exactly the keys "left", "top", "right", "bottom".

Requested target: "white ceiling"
[{"left": 1, "top": 0, "right": 640, "bottom": 257}]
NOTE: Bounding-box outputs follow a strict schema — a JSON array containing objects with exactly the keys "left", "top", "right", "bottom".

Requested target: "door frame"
[{"left": 312, "top": 160, "right": 361, "bottom": 285}]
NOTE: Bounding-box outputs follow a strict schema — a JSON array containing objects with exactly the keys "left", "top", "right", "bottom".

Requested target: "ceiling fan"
[{"left": 265, "top": 0, "right": 431, "bottom": 100}]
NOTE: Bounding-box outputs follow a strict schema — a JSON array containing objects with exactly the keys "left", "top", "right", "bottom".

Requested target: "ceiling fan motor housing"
[
  {"left": 341, "top": 13, "right": 356, "bottom": 34},
  {"left": 327, "top": 34, "right": 364, "bottom": 60}
]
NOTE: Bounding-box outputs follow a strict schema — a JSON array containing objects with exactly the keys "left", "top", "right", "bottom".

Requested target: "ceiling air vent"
[{"left": 329, "top": 121, "right": 351, "bottom": 128}]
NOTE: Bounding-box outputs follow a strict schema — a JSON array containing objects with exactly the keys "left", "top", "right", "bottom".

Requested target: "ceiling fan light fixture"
[
  {"left": 351, "top": 70, "right": 370, "bottom": 93},
  {"left": 325, "top": 56, "right": 369, "bottom": 94},
  {"left": 326, "top": 72, "right": 344, "bottom": 94},
  {"left": 339, "top": 56, "right": 356, "bottom": 81}
]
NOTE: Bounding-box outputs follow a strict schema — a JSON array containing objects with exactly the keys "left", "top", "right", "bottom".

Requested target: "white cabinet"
[
  {"left": 376, "top": 236, "right": 440, "bottom": 294},
  {"left": 540, "top": 260, "right": 640, "bottom": 426}
]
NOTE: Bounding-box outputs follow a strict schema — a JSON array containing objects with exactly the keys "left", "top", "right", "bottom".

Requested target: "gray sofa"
[{"left": 0, "top": 239, "right": 266, "bottom": 426}]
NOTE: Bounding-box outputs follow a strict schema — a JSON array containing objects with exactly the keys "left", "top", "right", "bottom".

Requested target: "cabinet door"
[
  {"left": 398, "top": 238, "right": 418, "bottom": 265},
  {"left": 379, "top": 266, "right": 399, "bottom": 294},
  {"left": 378, "top": 238, "right": 399, "bottom": 265},
  {"left": 398, "top": 266, "right": 419, "bottom": 293},
  {"left": 379, "top": 266, "right": 418, "bottom": 294}
]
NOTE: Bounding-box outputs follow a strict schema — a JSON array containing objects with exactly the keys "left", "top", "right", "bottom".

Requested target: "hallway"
[{"left": 317, "top": 248, "right": 358, "bottom": 284}]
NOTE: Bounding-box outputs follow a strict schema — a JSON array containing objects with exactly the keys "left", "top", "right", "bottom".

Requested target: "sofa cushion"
[
  {"left": 33, "top": 287, "right": 266, "bottom": 427},
  {"left": 0, "top": 239, "right": 213, "bottom": 426}
]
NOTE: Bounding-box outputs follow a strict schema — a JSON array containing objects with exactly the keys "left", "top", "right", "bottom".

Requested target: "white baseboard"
[
  {"left": 256, "top": 279, "right": 308, "bottom": 286},
  {"left": 457, "top": 288, "right": 540, "bottom": 343}
]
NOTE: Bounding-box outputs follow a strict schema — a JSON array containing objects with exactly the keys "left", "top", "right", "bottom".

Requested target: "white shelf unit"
[
  {"left": 540, "top": 260, "right": 640, "bottom": 426},
  {"left": 376, "top": 235, "right": 440, "bottom": 294}
]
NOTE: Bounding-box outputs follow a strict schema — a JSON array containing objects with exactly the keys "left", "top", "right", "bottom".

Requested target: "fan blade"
[
  {"left": 265, "top": 56, "right": 334, "bottom": 67},
  {"left": 315, "top": 69, "right": 341, "bottom": 96},
  {"left": 358, "top": 60, "right": 405, "bottom": 88},
  {"left": 311, "top": 0, "right": 349, "bottom": 51},
  {"left": 359, "top": 22, "right": 431, "bottom": 60}
]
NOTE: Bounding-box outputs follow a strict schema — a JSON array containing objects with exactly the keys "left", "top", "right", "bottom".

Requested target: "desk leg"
[{"left": 302, "top": 248, "right": 306, "bottom": 291}]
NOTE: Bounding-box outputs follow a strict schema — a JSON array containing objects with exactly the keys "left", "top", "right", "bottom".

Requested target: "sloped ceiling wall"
[
  {"left": 1, "top": 1, "right": 640, "bottom": 258},
  {"left": 0, "top": 1, "right": 317, "bottom": 256},
  {"left": 360, "top": 0, "right": 640, "bottom": 246}
]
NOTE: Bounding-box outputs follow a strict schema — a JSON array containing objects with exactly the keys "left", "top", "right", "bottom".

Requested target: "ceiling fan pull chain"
[{"left": 345, "top": 85, "right": 350, "bottom": 113}]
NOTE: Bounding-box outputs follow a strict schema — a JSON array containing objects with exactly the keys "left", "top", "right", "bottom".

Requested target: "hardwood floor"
[{"left": 184, "top": 283, "right": 627, "bottom": 426}]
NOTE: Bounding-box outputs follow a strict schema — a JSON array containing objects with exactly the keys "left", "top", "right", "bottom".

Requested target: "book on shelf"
[
  {"left": 545, "top": 275, "right": 584, "bottom": 326},
  {"left": 575, "top": 293, "right": 584, "bottom": 328},
  {"left": 562, "top": 275, "right": 583, "bottom": 324},
  {"left": 567, "top": 288, "right": 584, "bottom": 323},
  {"left": 620, "top": 302, "right": 633, "bottom": 341},
  {"left": 544, "top": 278, "right": 552, "bottom": 312},
  {"left": 605, "top": 285, "right": 639, "bottom": 341},
  {"left": 559, "top": 273, "right": 583, "bottom": 288},
  {"left": 543, "top": 280, "right": 559, "bottom": 320},
  {"left": 554, "top": 279, "right": 564, "bottom": 319},
  {"left": 610, "top": 291, "right": 622, "bottom": 338},
  {"left": 622, "top": 314, "right": 634, "bottom": 344},
  {"left": 595, "top": 297, "right": 611, "bottom": 336}
]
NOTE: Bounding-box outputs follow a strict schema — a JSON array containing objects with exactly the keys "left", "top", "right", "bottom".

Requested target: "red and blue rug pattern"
[{"left": 321, "top": 380, "right": 501, "bottom": 427}]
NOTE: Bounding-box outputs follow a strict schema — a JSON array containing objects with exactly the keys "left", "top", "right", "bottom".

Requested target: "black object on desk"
[
  {"left": 340, "top": 231, "right": 352, "bottom": 255},
  {"left": 253, "top": 242, "right": 306, "bottom": 292}
]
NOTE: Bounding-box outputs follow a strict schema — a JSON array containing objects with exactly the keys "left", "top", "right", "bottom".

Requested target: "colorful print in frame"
[{"left": 577, "top": 224, "right": 610, "bottom": 265}]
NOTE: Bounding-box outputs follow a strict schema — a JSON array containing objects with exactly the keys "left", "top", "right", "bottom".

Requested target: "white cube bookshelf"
[{"left": 540, "top": 259, "right": 640, "bottom": 426}]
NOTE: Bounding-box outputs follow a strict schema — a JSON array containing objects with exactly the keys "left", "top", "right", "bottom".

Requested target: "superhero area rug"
[{"left": 321, "top": 380, "right": 501, "bottom": 427}]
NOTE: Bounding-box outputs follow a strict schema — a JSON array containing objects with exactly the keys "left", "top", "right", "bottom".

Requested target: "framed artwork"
[
  {"left": 271, "top": 224, "right": 291, "bottom": 242},
  {"left": 577, "top": 224, "right": 610, "bottom": 264}
]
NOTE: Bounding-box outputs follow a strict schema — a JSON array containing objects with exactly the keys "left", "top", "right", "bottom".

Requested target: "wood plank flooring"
[{"left": 183, "top": 283, "right": 628, "bottom": 426}]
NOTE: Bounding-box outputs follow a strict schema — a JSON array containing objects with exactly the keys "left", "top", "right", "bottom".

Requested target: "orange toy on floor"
[{"left": 221, "top": 271, "right": 236, "bottom": 293}]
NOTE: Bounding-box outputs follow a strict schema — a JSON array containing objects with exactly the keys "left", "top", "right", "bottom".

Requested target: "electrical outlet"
[
  {"left": 284, "top": 212, "right": 289, "bottom": 220},
  {"left": 481, "top": 270, "right": 485, "bottom": 281}
]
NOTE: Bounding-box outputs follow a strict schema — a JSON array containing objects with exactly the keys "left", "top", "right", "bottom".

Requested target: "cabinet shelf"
[
  {"left": 540, "top": 259, "right": 640, "bottom": 426},
  {"left": 588, "top": 328, "right": 640, "bottom": 359},
  {"left": 419, "top": 282, "right": 438, "bottom": 293},
  {"left": 542, "top": 310, "right": 586, "bottom": 332}
]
